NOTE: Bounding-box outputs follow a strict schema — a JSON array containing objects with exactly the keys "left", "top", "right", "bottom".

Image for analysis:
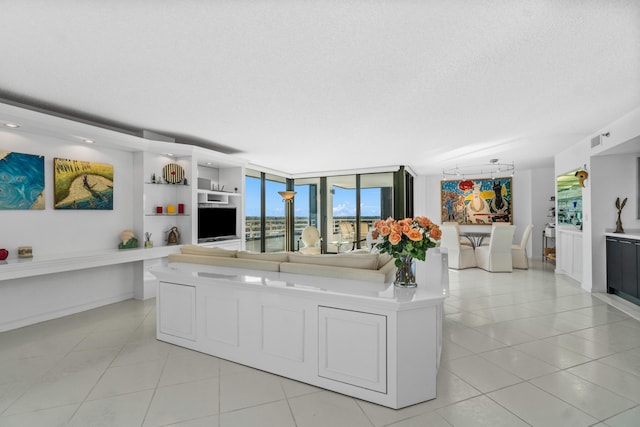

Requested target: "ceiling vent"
[{"left": 591, "top": 132, "right": 610, "bottom": 149}]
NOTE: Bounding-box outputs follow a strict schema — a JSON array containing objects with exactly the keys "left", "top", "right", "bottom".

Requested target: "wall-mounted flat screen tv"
[{"left": 198, "top": 207, "right": 237, "bottom": 242}]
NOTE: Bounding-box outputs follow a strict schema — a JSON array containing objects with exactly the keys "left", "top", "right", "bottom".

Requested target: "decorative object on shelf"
[
  {"left": 278, "top": 191, "right": 297, "bottom": 251},
  {"left": 167, "top": 205, "right": 176, "bottom": 214},
  {"left": 144, "top": 232, "right": 153, "bottom": 248},
  {"left": 162, "top": 163, "right": 184, "bottom": 184},
  {"left": 118, "top": 230, "right": 138, "bottom": 249},
  {"left": 441, "top": 177, "right": 512, "bottom": 225},
  {"left": 53, "top": 158, "right": 113, "bottom": 210},
  {"left": 18, "top": 246, "right": 33, "bottom": 258},
  {"left": 615, "top": 197, "right": 628, "bottom": 233},
  {"left": 373, "top": 216, "right": 441, "bottom": 288},
  {"left": 166, "top": 226, "right": 180, "bottom": 245},
  {"left": 0, "top": 248, "right": 8, "bottom": 260},
  {"left": 575, "top": 169, "right": 589, "bottom": 188},
  {"left": 151, "top": 173, "right": 156, "bottom": 183},
  {"left": 183, "top": 178, "right": 188, "bottom": 186},
  {"left": 178, "top": 203, "right": 185, "bottom": 214},
  {"left": 0, "top": 151, "right": 45, "bottom": 210},
  {"left": 156, "top": 206, "right": 163, "bottom": 214}
]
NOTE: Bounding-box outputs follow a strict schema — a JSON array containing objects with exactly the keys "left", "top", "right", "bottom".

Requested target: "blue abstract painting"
[{"left": 0, "top": 151, "right": 45, "bottom": 210}]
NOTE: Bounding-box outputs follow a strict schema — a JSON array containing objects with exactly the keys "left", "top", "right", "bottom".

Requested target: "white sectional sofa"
[{"left": 167, "top": 245, "right": 396, "bottom": 283}]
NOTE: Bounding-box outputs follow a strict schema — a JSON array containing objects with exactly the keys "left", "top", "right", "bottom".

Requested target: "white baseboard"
[{"left": 0, "top": 292, "right": 134, "bottom": 333}]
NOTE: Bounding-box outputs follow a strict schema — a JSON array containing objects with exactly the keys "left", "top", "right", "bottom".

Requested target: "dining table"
[{"left": 461, "top": 231, "right": 491, "bottom": 248}]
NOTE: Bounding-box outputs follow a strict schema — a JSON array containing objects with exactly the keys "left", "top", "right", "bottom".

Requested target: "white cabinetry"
[
  {"left": 153, "top": 264, "right": 445, "bottom": 409},
  {"left": 158, "top": 281, "right": 196, "bottom": 341},
  {"left": 556, "top": 228, "right": 583, "bottom": 281},
  {"left": 318, "top": 307, "right": 387, "bottom": 393}
]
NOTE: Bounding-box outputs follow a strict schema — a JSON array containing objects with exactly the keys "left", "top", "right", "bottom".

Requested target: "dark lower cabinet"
[
  {"left": 606, "top": 236, "right": 639, "bottom": 304},
  {"left": 606, "top": 237, "right": 622, "bottom": 292}
]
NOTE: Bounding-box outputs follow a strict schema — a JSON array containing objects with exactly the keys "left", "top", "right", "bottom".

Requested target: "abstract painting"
[
  {"left": 54, "top": 158, "right": 113, "bottom": 209},
  {"left": 441, "top": 177, "right": 512, "bottom": 225},
  {"left": 0, "top": 150, "right": 45, "bottom": 210}
]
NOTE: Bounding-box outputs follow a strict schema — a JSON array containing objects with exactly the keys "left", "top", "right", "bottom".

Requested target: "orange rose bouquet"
[{"left": 372, "top": 217, "right": 441, "bottom": 286}]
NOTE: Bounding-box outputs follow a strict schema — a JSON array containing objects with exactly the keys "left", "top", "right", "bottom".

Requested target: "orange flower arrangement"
[{"left": 372, "top": 216, "right": 441, "bottom": 266}]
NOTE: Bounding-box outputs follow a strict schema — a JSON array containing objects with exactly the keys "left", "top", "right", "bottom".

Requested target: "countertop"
[{"left": 153, "top": 262, "right": 446, "bottom": 311}]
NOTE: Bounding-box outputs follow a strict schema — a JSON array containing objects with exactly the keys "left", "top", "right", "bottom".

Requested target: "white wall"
[
  {"left": 0, "top": 126, "right": 138, "bottom": 331},
  {"left": 555, "top": 106, "right": 640, "bottom": 292},
  {"left": 0, "top": 128, "right": 135, "bottom": 258},
  {"left": 415, "top": 168, "right": 552, "bottom": 259}
]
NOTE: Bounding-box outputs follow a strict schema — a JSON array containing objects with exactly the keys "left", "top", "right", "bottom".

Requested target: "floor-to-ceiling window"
[
  {"left": 244, "top": 169, "right": 262, "bottom": 252},
  {"left": 245, "top": 169, "right": 288, "bottom": 252},
  {"left": 322, "top": 172, "right": 394, "bottom": 252},
  {"left": 264, "top": 174, "right": 286, "bottom": 252},
  {"left": 246, "top": 168, "right": 406, "bottom": 253},
  {"left": 326, "top": 175, "right": 356, "bottom": 253},
  {"left": 294, "top": 178, "right": 320, "bottom": 248}
]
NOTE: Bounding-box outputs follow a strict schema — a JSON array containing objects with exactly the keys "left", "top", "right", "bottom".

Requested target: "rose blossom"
[
  {"left": 379, "top": 225, "right": 391, "bottom": 236},
  {"left": 429, "top": 226, "right": 442, "bottom": 240},
  {"left": 388, "top": 232, "right": 402, "bottom": 245},
  {"left": 407, "top": 229, "right": 423, "bottom": 241}
]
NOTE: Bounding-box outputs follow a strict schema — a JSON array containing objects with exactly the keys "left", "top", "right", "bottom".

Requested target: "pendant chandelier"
[{"left": 442, "top": 159, "right": 515, "bottom": 180}]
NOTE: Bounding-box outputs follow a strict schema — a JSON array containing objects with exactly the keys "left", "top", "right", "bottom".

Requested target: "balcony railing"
[{"left": 245, "top": 216, "right": 379, "bottom": 252}]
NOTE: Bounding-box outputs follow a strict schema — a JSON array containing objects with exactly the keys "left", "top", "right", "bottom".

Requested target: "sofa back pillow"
[
  {"left": 288, "top": 253, "right": 378, "bottom": 270},
  {"left": 237, "top": 251, "right": 289, "bottom": 262},
  {"left": 376, "top": 253, "right": 393, "bottom": 269},
  {"left": 180, "top": 244, "right": 237, "bottom": 258}
]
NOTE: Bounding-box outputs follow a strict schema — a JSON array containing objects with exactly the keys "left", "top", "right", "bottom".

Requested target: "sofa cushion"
[
  {"left": 343, "top": 249, "right": 392, "bottom": 269},
  {"left": 287, "top": 253, "right": 379, "bottom": 270},
  {"left": 180, "top": 244, "right": 237, "bottom": 258},
  {"left": 237, "top": 251, "right": 289, "bottom": 262},
  {"left": 377, "top": 253, "right": 393, "bottom": 269},
  {"left": 168, "top": 253, "right": 280, "bottom": 272}
]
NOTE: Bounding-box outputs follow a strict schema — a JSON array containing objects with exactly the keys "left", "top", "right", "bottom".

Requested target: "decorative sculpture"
[
  {"left": 575, "top": 170, "right": 589, "bottom": 188},
  {"left": 166, "top": 226, "right": 180, "bottom": 245},
  {"left": 118, "top": 229, "right": 138, "bottom": 249},
  {"left": 615, "top": 197, "right": 628, "bottom": 233}
]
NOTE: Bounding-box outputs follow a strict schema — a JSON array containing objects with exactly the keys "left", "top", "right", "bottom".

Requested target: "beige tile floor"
[{"left": 1, "top": 260, "right": 640, "bottom": 426}]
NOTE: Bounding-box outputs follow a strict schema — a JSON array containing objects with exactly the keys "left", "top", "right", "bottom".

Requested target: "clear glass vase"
[{"left": 394, "top": 255, "right": 417, "bottom": 288}]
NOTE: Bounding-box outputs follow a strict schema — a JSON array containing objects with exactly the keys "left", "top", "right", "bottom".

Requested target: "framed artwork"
[
  {"left": 0, "top": 150, "right": 45, "bottom": 210},
  {"left": 54, "top": 158, "right": 113, "bottom": 209},
  {"left": 441, "top": 177, "right": 512, "bottom": 225}
]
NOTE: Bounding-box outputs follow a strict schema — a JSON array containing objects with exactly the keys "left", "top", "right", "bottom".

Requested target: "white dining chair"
[
  {"left": 512, "top": 224, "right": 534, "bottom": 269},
  {"left": 299, "top": 226, "right": 322, "bottom": 254},
  {"left": 440, "top": 224, "right": 477, "bottom": 269},
  {"left": 474, "top": 224, "right": 515, "bottom": 272},
  {"left": 443, "top": 221, "right": 472, "bottom": 247}
]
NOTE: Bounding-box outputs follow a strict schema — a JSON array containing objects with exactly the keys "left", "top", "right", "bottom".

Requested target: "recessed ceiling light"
[
  {"left": 82, "top": 138, "right": 95, "bottom": 144},
  {"left": 3, "top": 123, "right": 20, "bottom": 128},
  {"left": 165, "top": 153, "right": 175, "bottom": 157}
]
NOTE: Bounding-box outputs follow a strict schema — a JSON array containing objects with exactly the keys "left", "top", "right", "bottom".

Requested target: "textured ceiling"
[{"left": 1, "top": 0, "right": 639, "bottom": 175}]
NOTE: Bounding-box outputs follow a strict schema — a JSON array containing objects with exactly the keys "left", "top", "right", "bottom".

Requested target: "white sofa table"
[{"left": 152, "top": 262, "right": 446, "bottom": 409}]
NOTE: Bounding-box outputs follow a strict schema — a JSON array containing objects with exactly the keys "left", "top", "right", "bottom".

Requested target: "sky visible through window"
[{"left": 245, "top": 177, "right": 382, "bottom": 217}]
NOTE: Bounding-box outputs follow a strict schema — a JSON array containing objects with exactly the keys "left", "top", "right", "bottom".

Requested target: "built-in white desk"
[
  {"left": 0, "top": 246, "right": 181, "bottom": 281},
  {"left": 0, "top": 246, "right": 183, "bottom": 332},
  {"left": 153, "top": 262, "right": 446, "bottom": 409}
]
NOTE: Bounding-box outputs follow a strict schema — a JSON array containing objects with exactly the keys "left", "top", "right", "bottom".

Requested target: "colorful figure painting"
[
  {"left": 54, "top": 158, "right": 113, "bottom": 210},
  {"left": 0, "top": 151, "right": 45, "bottom": 210},
  {"left": 441, "top": 177, "right": 512, "bottom": 225}
]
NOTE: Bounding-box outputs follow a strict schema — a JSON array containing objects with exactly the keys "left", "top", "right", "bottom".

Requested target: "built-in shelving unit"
[{"left": 197, "top": 189, "right": 242, "bottom": 205}]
